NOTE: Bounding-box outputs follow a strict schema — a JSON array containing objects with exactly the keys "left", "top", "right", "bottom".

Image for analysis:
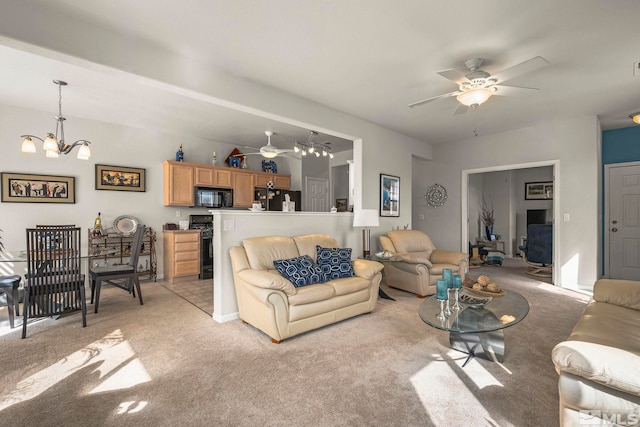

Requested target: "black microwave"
[{"left": 195, "top": 187, "right": 233, "bottom": 208}]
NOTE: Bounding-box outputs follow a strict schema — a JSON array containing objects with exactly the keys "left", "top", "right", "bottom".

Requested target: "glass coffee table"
[{"left": 418, "top": 290, "right": 529, "bottom": 366}]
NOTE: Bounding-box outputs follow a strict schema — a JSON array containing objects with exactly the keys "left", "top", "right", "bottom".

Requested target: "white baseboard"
[{"left": 213, "top": 311, "right": 239, "bottom": 323}]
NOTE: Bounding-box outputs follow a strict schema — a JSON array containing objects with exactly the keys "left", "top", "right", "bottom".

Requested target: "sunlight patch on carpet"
[
  {"left": 0, "top": 329, "right": 151, "bottom": 411},
  {"left": 411, "top": 351, "right": 503, "bottom": 424}
]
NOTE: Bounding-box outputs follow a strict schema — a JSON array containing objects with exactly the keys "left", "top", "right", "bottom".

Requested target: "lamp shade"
[
  {"left": 456, "top": 88, "right": 493, "bottom": 107},
  {"left": 353, "top": 209, "right": 379, "bottom": 228}
]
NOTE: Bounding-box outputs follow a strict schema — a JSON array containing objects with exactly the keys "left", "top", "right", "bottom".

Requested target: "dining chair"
[
  {"left": 0, "top": 275, "right": 21, "bottom": 328},
  {"left": 23, "top": 227, "right": 87, "bottom": 338},
  {"left": 90, "top": 225, "right": 145, "bottom": 313}
]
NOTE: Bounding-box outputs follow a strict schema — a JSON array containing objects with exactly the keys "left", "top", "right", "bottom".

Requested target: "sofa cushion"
[
  {"left": 243, "top": 236, "right": 300, "bottom": 270},
  {"left": 293, "top": 234, "right": 340, "bottom": 262},
  {"left": 287, "top": 283, "right": 336, "bottom": 305},
  {"left": 325, "top": 276, "right": 371, "bottom": 296},
  {"left": 593, "top": 278, "right": 640, "bottom": 310},
  {"left": 317, "top": 246, "right": 355, "bottom": 281},
  {"left": 273, "top": 255, "right": 324, "bottom": 288}
]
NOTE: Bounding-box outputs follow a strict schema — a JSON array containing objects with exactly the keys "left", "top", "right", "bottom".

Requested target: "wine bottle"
[
  {"left": 94, "top": 212, "right": 102, "bottom": 230},
  {"left": 176, "top": 144, "right": 184, "bottom": 162}
]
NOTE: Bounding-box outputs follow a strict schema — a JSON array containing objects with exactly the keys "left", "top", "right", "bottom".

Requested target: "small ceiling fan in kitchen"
[{"left": 408, "top": 56, "right": 549, "bottom": 114}]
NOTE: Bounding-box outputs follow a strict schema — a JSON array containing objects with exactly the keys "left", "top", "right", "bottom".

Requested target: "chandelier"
[
  {"left": 20, "top": 80, "right": 92, "bottom": 160},
  {"left": 293, "top": 131, "right": 334, "bottom": 158}
]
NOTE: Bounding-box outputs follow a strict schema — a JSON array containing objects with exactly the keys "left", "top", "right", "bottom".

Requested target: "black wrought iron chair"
[
  {"left": 23, "top": 227, "right": 87, "bottom": 338},
  {"left": 90, "top": 226, "right": 145, "bottom": 313},
  {"left": 0, "top": 275, "right": 21, "bottom": 328},
  {"left": 519, "top": 224, "right": 553, "bottom": 277}
]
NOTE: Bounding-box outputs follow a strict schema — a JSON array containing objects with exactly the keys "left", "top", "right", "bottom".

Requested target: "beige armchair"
[{"left": 379, "top": 230, "right": 468, "bottom": 297}]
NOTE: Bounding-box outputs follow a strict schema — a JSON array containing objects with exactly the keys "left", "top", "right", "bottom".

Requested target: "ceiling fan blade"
[
  {"left": 491, "top": 56, "right": 549, "bottom": 84},
  {"left": 452, "top": 103, "right": 468, "bottom": 115},
  {"left": 492, "top": 85, "right": 540, "bottom": 96},
  {"left": 437, "top": 69, "right": 467, "bottom": 83},
  {"left": 408, "top": 91, "right": 461, "bottom": 108}
]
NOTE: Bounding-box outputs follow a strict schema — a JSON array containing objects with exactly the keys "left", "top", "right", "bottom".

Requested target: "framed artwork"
[
  {"left": 1, "top": 172, "right": 75, "bottom": 203},
  {"left": 380, "top": 173, "right": 400, "bottom": 217},
  {"left": 95, "top": 164, "right": 146, "bottom": 192},
  {"left": 335, "top": 198, "right": 348, "bottom": 212},
  {"left": 525, "top": 181, "right": 553, "bottom": 200}
]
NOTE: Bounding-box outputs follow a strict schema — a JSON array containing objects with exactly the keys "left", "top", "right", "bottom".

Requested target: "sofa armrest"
[
  {"left": 236, "top": 270, "right": 297, "bottom": 296},
  {"left": 352, "top": 259, "right": 384, "bottom": 280},
  {"left": 430, "top": 250, "right": 468, "bottom": 266},
  {"left": 552, "top": 340, "right": 640, "bottom": 396},
  {"left": 593, "top": 279, "right": 640, "bottom": 310},
  {"left": 397, "top": 253, "right": 432, "bottom": 267}
]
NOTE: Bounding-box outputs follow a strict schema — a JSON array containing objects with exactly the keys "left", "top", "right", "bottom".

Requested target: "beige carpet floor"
[{"left": 0, "top": 259, "right": 589, "bottom": 426}]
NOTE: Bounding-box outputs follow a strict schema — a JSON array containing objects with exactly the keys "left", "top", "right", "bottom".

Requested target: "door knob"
[{"left": 611, "top": 228, "right": 618, "bottom": 232}]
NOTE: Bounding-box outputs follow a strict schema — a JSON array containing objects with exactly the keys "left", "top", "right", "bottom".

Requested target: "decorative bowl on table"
[
  {"left": 459, "top": 289, "right": 492, "bottom": 308},
  {"left": 462, "top": 275, "right": 507, "bottom": 297},
  {"left": 374, "top": 250, "right": 394, "bottom": 259}
]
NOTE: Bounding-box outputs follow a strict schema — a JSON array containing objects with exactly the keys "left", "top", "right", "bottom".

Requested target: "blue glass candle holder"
[
  {"left": 452, "top": 275, "right": 463, "bottom": 311},
  {"left": 436, "top": 279, "right": 449, "bottom": 320},
  {"left": 443, "top": 268, "right": 454, "bottom": 288}
]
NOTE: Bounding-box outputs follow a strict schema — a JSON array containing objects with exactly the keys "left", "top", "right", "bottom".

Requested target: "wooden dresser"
[{"left": 163, "top": 230, "right": 200, "bottom": 282}]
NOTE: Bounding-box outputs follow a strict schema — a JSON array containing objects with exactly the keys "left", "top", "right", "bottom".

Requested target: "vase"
[{"left": 485, "top": 225, "right": 493, "bottom": 240}]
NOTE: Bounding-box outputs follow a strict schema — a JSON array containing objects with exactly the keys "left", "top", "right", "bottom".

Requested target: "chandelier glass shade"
[
  {"left": 20, "top": 80, "right": 92, "bottom": 160},
  {"left": 630, "top": 112, "right": 640, "bottom": 125},
  {"left": 456, "top": 87, "right": 495, "bottom": 107}
]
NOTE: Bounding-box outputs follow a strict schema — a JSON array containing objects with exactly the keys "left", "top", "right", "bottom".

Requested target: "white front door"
[
  {"left": 305, "top": 177, "right": 329, "bottom": 212},
  {"left": 608, "top": 163, "right": 640, "bottom": 279}
]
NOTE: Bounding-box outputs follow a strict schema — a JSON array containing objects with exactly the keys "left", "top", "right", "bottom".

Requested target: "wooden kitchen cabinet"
[
  {"left": 233, "top": 170, "right": 255, "bottom": 208},
  {"left": 163, "top": 230, "right": 200, "bottom": 282},
  {"left": 195, "top": 165, "right": 232, "bottom": 188},
  {"left": 254, "top": 172, "right": 291, "bottom": 189},
  {"left": 163, "top": 161, "right": 195, "bottom": 206}
]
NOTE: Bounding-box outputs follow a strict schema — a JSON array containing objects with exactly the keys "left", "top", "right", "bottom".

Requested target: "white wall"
[{"left": 422, "top": 116, "right": 600, "bottom": 292}]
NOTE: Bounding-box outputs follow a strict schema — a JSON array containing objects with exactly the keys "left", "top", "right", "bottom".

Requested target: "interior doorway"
[
  {"left": 462, "top": 161, "right": 558, "bottom": 284},
  {"left": 305, "top": 176, "right": 329, "bottom": 212}
]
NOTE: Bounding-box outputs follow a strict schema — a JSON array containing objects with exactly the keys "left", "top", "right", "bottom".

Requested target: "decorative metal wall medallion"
[{"left": 425, "top": 183, "right": 447, "bottom": 207}]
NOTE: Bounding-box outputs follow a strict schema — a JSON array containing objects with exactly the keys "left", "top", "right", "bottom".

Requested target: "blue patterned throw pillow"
[
  {"left": 273, "top": 255, "right": 324, "bottom": 288},
  {"left": 316, "top": 245, "right": 354, "bottom": 281}
]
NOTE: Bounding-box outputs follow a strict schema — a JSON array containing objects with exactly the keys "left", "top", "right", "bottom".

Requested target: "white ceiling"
[{"left": 1, "top": 0, "right": 639, "bottom": 150}]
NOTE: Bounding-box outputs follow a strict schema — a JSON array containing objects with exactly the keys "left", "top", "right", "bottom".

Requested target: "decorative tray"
[
  {"left": 459, "top": 290, "right": 492, "bottom": 308},
  {"left": 374, "top": 251, "right": 394, "bottom": 259},
  {"left": 113, "top": 215, "right": 139, "bottom": 236},
  {"left": 462, "top": 277, "right": 507, "bottom": 297}
]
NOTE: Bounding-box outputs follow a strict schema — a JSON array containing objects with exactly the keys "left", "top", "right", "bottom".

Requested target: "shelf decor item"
[{"left": 425, "top": 183, "right": 448, "bottom": 207}]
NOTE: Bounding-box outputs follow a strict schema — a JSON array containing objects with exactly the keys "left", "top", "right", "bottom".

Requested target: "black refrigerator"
[{"left": 254, "top": 188, "right": 302, "bottom": 211}]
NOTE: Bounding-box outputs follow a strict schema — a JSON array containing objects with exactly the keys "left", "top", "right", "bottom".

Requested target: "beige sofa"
[
  {"left": 229, "top": 234, "right": 384, "bottom": 343},
  {"left": 379, "top": 230, "right": 468, "bottom": 297},
  {"left": 552, "top": 279, "right": 640, "bottom": 426}
]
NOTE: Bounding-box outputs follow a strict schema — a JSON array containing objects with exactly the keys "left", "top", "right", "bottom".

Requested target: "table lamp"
[{"left": 353, "top": 209, "right": 379, "bottom": 258}]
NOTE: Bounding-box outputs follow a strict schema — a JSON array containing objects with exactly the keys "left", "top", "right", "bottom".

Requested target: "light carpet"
[{"left": 0, "top": 259, "right": 590, "bottom": 426}]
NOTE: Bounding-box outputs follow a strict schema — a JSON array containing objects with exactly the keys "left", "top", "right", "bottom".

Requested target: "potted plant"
[{"left": 480, "top": 198, "right": 494, "bottom": 240}]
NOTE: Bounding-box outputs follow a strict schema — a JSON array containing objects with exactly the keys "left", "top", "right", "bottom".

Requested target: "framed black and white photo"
[{"left": 380, "top": 174, "right": 400, "bottom": 217}]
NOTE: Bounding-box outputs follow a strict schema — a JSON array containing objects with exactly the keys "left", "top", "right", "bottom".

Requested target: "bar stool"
[{"left": 0, "top": 275, "right": 21, "bottom": 328}]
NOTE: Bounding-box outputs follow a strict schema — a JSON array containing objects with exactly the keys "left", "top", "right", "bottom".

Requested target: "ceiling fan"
[
  {"left": 408, "top": 56, "right": 549, "bottom": 114},
  {"left": 243, "top": 131, "right": 295, "bottom": 159}
]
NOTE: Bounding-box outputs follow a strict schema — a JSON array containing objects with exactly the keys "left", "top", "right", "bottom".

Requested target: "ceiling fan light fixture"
[
  {"left": 630, "top": 112, "right": 640, "bottom": 125},
  {"left": 456, "top": 88, "right": 494, "bottom": 107}
]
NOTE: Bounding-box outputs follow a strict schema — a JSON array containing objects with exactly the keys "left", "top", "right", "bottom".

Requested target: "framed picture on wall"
[
  {"left": 335, "top": 198, "right": 348, "bottom": 212},
  {"left": 525, "top": 181, "right": 553, "bottom": 200},
  {"left": 1, "top": 172, "right": 75, "bottom": 203},
  {"left": 95, "top": 164, "right": 146, "bottom": 192},
  {"left": 380, "top": 173, "right": 400, "bottom": 217}
]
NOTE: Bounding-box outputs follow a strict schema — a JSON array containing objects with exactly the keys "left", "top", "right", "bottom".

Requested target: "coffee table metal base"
[{"left": 450, "top": 330, "right": 505, "bottom": 367}]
